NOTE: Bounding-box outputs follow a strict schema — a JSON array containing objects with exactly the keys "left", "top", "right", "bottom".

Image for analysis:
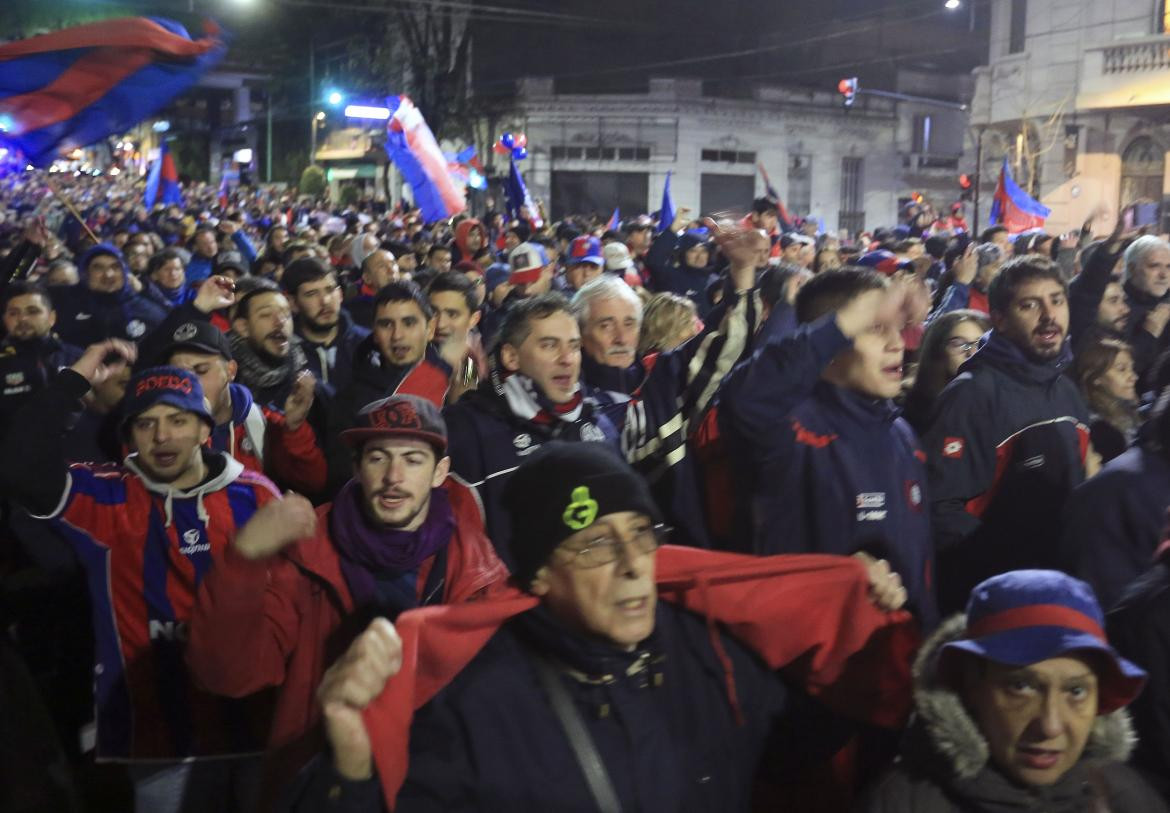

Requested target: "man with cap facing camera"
[
  {"left": 294, "top": 443, "right": 917, "bottom": 812},
  {"left": 556, "top": 235, "right": 605, "bottom": 294},
  {"left": 507, "top": 241, "right": 555, "bottom": 298},
  {"left": 187, "top": 394, "right": 505, "bottom": 811},
  {"left": 863, "top": 569, "right": 1163, "bottom": 812},
  {"left": 0, "top": 341, "right": 281, "bottom": 811}
]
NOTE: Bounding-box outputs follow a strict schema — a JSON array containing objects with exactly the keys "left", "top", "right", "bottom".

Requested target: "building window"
[
  {"left": 839, "top": 156, "right": 865, "bottom": 236},
  {"left": 787, "top": 154, "right": 812, "bottom": 217},
  {"left": 912, "top": 114, "right": 932, "bottom": 154},
  {"left": 701, "top": 149, "right": 757, "bottom": 164},
  {"left": 1009, "top": 0, "right": 1027, "bottom": 54},
  {"left": 550, "top": 145, "right": 649, "bottom": 162}
]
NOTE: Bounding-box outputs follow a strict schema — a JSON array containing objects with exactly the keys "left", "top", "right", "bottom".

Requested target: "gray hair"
[
  {"left": 1124, "top": 235, "right": 1170, "bottom": 282},
  {"left": 570, "top": 275, "right": 643, "bottom": 328}
]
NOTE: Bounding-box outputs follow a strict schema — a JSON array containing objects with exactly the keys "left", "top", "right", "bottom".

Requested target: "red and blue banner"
[
  {"left": 606, "top": 206, "right": 620, "bottom": 231},
  {"left": 145, "top": 140, "right": 182, "bottom": 209},
  {"left": 0, "top": 17, "right": 226, "bottom": 167},
  {"left": 385, "top": 95, "right": 466, "bottom": 224},
  {"left": 989, "top": 157, "right": 1050, "bottom": 234}
]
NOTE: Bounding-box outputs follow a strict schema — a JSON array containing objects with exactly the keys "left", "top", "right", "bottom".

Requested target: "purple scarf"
[{"left": 329, "top": 479, "right": 456, "bottom": 609}]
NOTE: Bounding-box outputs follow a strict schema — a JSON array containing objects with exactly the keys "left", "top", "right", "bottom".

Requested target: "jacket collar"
[
  {"left": 297, "top": 307, "right": 358, "bottom": 350},
  {"left": 581, "top": 352, "right": 645, "bottom": 396},
  {"left": 1124, "top": 278, "right": 1167, "bottom": 309},
  {"left": 123, "top": 449, "right": 244, "bottom": 527},
  {"left": 814, "top": 380, "right": 899, "bottom": 426},
  {"left": 961, "top": 329, "right": 1073, "bottom": 385}
]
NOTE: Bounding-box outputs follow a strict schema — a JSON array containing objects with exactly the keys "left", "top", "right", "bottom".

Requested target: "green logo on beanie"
[{"left": 562, "top": 486, "right": 599, "bottom": 530}]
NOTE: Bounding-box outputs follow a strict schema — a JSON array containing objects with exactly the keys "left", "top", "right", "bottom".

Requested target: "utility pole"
[
  {"left": 308, "top": 40, "right": 316, "bottom": 165},
  {"left": 266, "top": 87, "right": 273, "bottom": 182},
  {"left": 973, "top": 126, "right": 985, "bottom": 234}
]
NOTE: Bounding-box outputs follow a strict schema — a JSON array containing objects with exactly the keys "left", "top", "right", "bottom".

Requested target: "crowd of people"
[{"left": 3, "top": 166, "right": 1170, "bottom": 812}]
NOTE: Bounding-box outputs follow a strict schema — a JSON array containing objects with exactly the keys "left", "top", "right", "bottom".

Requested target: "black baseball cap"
[{"left": 162, "top": 319, "right": 233, "bottom": 362}]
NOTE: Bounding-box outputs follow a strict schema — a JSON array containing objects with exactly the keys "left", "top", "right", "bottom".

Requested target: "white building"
[
  {"left": 971, "top": 0, "right": 1170, "bottom": 233},
  {"left": 478, "top": 76, "right": 903, "bottom": 235}
]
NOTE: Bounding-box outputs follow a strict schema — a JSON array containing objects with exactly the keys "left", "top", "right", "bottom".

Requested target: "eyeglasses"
[
  {"left": 558, "top": 524, "right": 671, "bottom": 569},
  {"left": 945, "top": 337, "right": 980, "bottom": 354}
]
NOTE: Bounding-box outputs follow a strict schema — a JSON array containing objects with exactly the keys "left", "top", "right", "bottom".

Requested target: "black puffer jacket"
[{"left": 860, "top": 617, "right": 1167, "bottom": 813}]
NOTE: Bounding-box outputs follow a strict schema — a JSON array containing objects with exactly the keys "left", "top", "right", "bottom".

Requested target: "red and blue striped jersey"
[{"left": 40, "top": 452, "right": 278, "bottom": 761}]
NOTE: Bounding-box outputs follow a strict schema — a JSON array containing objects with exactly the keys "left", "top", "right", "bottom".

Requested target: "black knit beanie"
[{"left": 503, "top": 442, "right": 662, "bottom": 585}]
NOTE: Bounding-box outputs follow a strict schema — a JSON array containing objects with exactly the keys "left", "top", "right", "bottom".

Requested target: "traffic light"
[
  {"left": 958, "top": 172, "right": 973, "bottom": 201},
  {"left": 837, "top": 77, "right": 858, "bottom": 108}
]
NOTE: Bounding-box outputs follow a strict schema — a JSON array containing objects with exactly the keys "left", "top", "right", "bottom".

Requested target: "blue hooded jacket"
[{"left": 51, "top": 244, "right": 170, "bottom": 347}]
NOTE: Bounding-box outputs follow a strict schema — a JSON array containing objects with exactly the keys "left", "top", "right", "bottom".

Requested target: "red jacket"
[
  {"left": 366, "top": 549, "right": 920, "bottom": 808},
  {"left": 186, "top": 477, "right": 506, "bottom": 797}
]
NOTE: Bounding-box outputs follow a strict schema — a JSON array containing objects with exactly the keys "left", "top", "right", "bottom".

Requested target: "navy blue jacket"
[
  {"left": 1123, "top": 279, "right": 1169, "bottom": 388},
  {"left": 924, "top": 330, "right": 1089, "bottom": 613},
  {"left": 0, "top": 334, "right": 82, "bottom": 424},
  {"left": 297, "top": 308, "right": 370, "bottom": 401},
  {"left": 50, "top": 246, "right": 169, "bottom": 347},
  {"left": 719, "top": 316, "right": 936, "bottom": 627},
  {"left": 395, "top": 603, "right": 790, "bottom": 812},
  {"left": 444, "top": 381, "right": 619, "bottom": 569},
  {"left": 644, "top": 230, "right": 717, "bottom": 319},
  {"left": 1107, "top": 559, "right": 1170, "bottom": 801},
  {"left": 1061, "top": 433, "right": 1170, "bottom": 610}
]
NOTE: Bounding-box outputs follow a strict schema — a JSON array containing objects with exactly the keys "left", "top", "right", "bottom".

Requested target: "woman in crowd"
[
  {"left": 1073, "top": 336, "right": 1140, "bottom": 463},
  {"left": 902, "top": 309, "right": 989, "bottom": 433},
  {"left": 638, "top": 292, "right": 700, "bottom": 355},
  {"left": 862, "top": 569, "right": 1165, "bottom": 812}
]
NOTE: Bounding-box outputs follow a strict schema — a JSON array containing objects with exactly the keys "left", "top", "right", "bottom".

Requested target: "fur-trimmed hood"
[{"left": 908, "top": 615, "right": 1137, "bottom": 782}]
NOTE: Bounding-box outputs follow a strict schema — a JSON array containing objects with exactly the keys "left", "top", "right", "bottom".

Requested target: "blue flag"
[
  {"left": 606, "top": 207, "right": 620, "bottom": 232},
  {"left": 0, "top": 17, "right": 226, "bottom": 167},
  {"left": 658, "top": 171, "right": 675, "bottom": 234},
  {"left": 505, "top": 156, "right": 536, "bottom": 223},
  {"left": 145, "top": 140, "right": 182, "bottom": 209}
]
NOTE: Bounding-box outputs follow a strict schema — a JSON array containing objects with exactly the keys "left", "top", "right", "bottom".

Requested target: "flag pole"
[{"left": 43, "top": 174, "right": 100, "bottom": 244}]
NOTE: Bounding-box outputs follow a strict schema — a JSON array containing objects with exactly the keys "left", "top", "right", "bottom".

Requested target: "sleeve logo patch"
[{"left": 943, "top": 437, "right": 965, "bottom": 459}]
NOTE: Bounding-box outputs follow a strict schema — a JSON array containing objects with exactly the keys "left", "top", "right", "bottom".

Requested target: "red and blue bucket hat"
[{"left": 939, "top": 569, "right": 1146, "bottom": 714}]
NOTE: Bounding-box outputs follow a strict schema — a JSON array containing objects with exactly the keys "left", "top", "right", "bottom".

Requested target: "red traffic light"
[
  {"left": 958, "top": 173, "right": 973, "bottom": 190},
  {"left": 837, "top": 77, "right": 858, "bottom": 108}
]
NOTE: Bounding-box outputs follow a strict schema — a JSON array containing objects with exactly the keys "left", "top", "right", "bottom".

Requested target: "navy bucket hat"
[{"left": 939, "top": 569, "right": 1146, "bottom": 714}]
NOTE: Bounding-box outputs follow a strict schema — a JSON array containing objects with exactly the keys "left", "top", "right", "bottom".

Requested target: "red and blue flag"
[
  {"left": 606, "top": 206, "right": 620, "bottom": 231},
  {"left": 385, "top": 95, "right": 466, "bottom": 224},
  {"left": 989, "top": 157, "right": 1050, "bottom": 234},
  {"left": 0, "top": 17, "right": 227, "bottom": 167},
  {"left": 145, "top": 140, "right": 182, "bottom": 209}
]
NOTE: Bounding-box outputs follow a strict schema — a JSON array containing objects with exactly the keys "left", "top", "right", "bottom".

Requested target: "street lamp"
[
  {"left": 311, "top": 111, "right": 326, "bottom": 164},
  {"left": 326, "top": 90, "right": 344, "bottom": 107},
  {"left": 944, "top": 0, "right": 960, "bottom": 8}
]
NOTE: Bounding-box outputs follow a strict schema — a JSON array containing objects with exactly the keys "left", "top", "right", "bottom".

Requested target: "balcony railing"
[
  {"left": 1079, "top": 34, "right": 1170, "bottom": 110},
  {"left": 1103, "top": 38, "right": 1170, "bottom": 74}
]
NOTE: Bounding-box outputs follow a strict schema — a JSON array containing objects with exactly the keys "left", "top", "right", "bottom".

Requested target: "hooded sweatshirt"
[{"left": 453, "top": 218, "right": 488, "bottom": 263}]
